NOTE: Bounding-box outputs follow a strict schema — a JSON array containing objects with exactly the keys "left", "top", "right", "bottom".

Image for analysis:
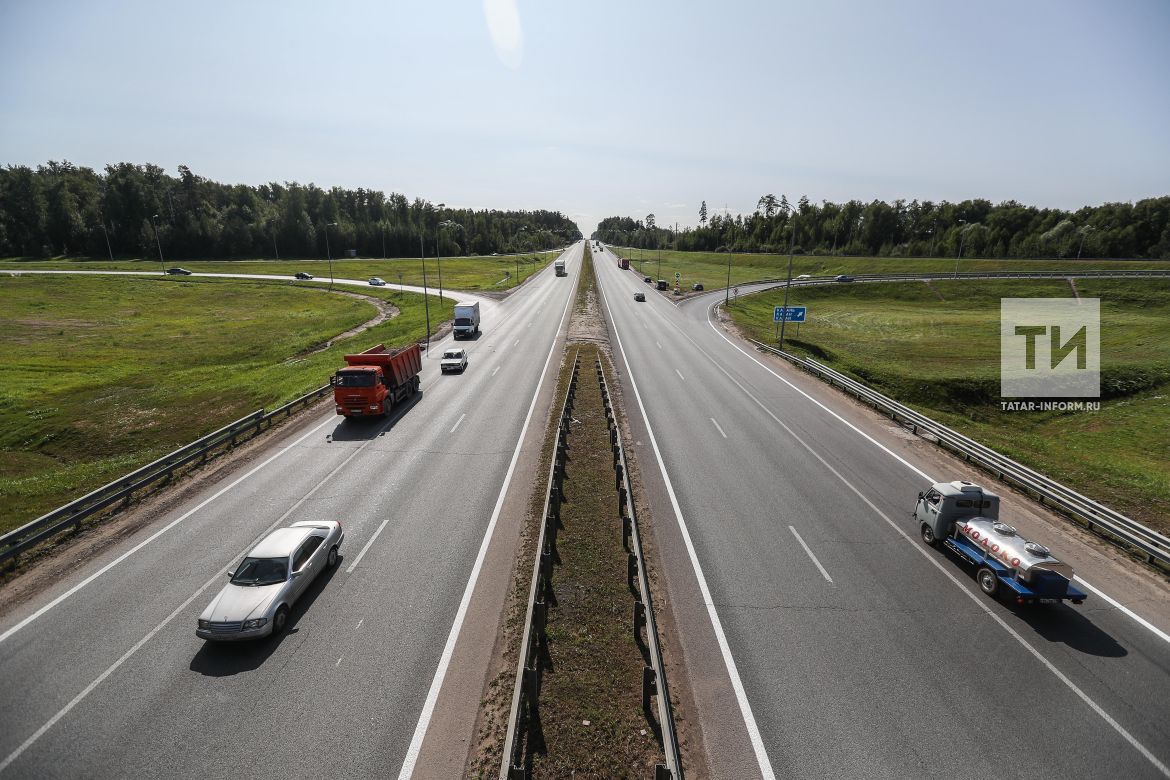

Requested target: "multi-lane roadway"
[
  {"left": 2, "top": 240, "right": 1168, "bottom": 779},
  {"left": 0, "top": 243, "right": 583, "bottom": 777},
  {"left": 591, "top": 243, "right": 1170, "bottom": 779}
]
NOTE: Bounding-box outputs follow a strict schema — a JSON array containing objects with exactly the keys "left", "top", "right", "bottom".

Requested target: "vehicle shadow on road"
[
  {"left": 1005, "top": 601, "right": 1128, "bottom": 658},
  {"left": 327, "top": 394, "right": 420, "bottom": 442},
  {"left": 188, "top": 560, "right": 342, "bottom": 677}
]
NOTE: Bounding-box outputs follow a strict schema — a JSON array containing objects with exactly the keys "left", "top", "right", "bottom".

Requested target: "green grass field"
[
  {"left": 0, "top": 274, "right": 438, "bottom": 535},
  {"left": 0, "top": 249, "right": 560, "bottom": 292},
  {"left": 614, "top": 246, "right": 1170, "bottom": 292},
  {"left": 728, "top": 278, "right": 1170, "bottom": 531}
]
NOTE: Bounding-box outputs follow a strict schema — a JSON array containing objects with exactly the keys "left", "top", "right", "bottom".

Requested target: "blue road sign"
[{"left": 773, "top": 306, "right": 807, "bottom": 323}]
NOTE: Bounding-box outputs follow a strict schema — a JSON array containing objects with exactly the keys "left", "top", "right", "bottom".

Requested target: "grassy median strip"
[{"left": 472, "top": 245, "right": 672, "bottom": 778}]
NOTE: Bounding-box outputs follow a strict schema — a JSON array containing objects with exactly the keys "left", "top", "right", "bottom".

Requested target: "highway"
[
  {"left": 0, "top": 244, "right": 583, "bottom": 777},
  {"left": 591, "top": 244, "right": 1170, "bottom": 779}
]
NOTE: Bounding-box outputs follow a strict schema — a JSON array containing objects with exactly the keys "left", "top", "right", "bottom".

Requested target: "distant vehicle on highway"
[
  {"left": 656, "top": 279, "right": 669, "bottom": 290},
  {"left": 643, "top": 276, "right": 652, "bottom": 283},
  {"left": 796, "top": 274, "right": 812, "bottom": 280},
  {"left": 369, "top": 277, "right": 387, "bottom": 286},
  {"left": 634, "top": 292, "right": 646, "bottom": 302},
  {"left": 834, "top": 274, "right": 854, "bottom": 282},
  {"left": 692, "top": 283, "right": 704, "bottom": 291},
  {"left": 196, "top": 521, "right": 344, "bottom": 641},
  {"left": 440, "top": 348, "right": 468, "bottom": 373},
  {"left": 164, "top": 267, "right": 192, "bottom": 275},
  {"left": 294, "top": 272, "right": 314, "bottom": 280}
]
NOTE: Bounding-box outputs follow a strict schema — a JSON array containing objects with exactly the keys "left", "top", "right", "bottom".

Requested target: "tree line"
[
  {"left": 593, "top": 194, "right": 1170, "bottom": 260},
  {"left": 0, "top": 161, "right": 582, "bottom": 260}
]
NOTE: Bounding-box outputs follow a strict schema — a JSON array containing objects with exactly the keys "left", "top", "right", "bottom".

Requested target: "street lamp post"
[
  {"left": 954, "top": 219, "right": 967, "bottom": 278},
  {"left": 420, "top": 234, "right": 431, "bottom": 353},
  {"left": 1077, "top": 225, "right": 1095, "bottom": 260},
  {"left": 150, "top": 214, "right": 165, "bottom": 272},
  {"left": 270, "top": 220, "right": 280, "bottom": 260},
  {"left": 324, "top": 222, "right": 337, "bottom": 290},
  {"left": 725, "top": 248, "right": 733, "bottom": 306},
  {"left": 778, "top": 211, "right": 800, "bottom": 350},
  {"left": 99, "top": 219, "right": 114, "bottom": 262},
  {"left": 437, "top": 218, "right": 463, "bottom": 302}
]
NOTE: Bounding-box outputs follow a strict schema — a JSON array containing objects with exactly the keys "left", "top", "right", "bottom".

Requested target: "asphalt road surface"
[
  {"left": 591, "top": 244, "right": 1170, "bottom": 780},
  {"left": 0, "top": 243, "right": 583, "bottom": 778}
]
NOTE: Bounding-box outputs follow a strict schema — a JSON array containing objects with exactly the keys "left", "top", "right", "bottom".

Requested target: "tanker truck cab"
[{"left": 914, "top": 481, "right": 1086, "bottom": 606}]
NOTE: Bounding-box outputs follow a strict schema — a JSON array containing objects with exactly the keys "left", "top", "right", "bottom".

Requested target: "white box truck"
[
  {"left": 453, "top": 301, "right": 480, "bottom": 339},
  {"left": 554, "top": 258, "right": 567, "bottom": 276}
]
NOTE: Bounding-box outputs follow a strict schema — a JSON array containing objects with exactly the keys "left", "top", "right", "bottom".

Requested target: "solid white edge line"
[
  {"left": 0, "top": 425, "right": 380, "bottom": 773},
  {"left": 710, "top": 417, "right": 728, "bottom": 439},
  {"left": 395, "top": 247, "right": 579, "bottom": 779},
  {"left": 450, "top": 413, "right": 466, "bottom": 434},
  {"left": 706, "top": 299, "right": 1170, "bottom": 648},
  {"left": 0, "top": 413, "right": 337, "bottom": 646},
  {"left": 598, "top": 281, "right": 777, "bottom": 780},
  {"left": 788, "top": 526, "right": 833, "bottom": 583},
  {"left": 695, "top": 302, "right": 1168, "bottom": 774},
  {"left": 1073, "top": 577, "right": 1170, "bottom": 644}
]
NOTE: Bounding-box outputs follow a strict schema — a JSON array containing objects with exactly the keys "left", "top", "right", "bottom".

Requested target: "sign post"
[{"left": 773, "top": 306, "right": 808, "bottom": 347}]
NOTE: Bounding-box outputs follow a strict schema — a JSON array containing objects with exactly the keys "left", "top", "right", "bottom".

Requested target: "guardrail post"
[
  {"left": 642, "top": 665, "right": 656, "bottom": 711},
  {"left": 633, "top": 599, "right": 645, "bottom": 637},
  {"left": 655, "top": 765, "right": 672, "bottom": 780},
  {"left": 627, "top": 552, "right": 637, "bottom": 588},
  {"left": 623, "top": 515, "right": 632, "bottom": 550}
]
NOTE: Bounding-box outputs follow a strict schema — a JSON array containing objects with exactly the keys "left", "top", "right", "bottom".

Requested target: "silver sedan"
[{"left": 196, "top": 520, "right": 344, "bottom": 641}]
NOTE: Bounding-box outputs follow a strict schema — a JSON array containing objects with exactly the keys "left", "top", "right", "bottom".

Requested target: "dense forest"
[
  {"left": 593, "top": 195, "right": 1170, "bottom": 260},
  {"left": 0, "top": 161, "right": 581, "bottom": 260}
]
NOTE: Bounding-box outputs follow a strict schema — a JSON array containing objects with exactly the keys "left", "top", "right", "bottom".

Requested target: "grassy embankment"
[
  {"left": 728, "top": 278, "right": 1170, "bottom": 531},
  {"left": 0, "top": 274, "right": 435, "bottom": 535},
  {"left": 613, "top": 246, "right": 1170, "bottom": 292},
  {"left": 0, "top": 249, "right": 561, "bottom": 291}
]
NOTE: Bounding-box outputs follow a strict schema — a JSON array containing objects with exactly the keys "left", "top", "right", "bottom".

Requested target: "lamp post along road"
[
  {"left": 420, "top": 234, "right": 431, "bottom": 353},
  {"left": 437, "top": 218, "right": 463, "bottom": 303},
  {"left": 150, "top": 214, "right": 165, "bottom": 273},
  {"left": 99, "top": 220, "right": 114, "bottom": 262},
  {"left": 953, "top": 219, "right": 967, "bottom": 278},
  {"left": 325, "top": 222, "right": 337, "bottom": 290}
]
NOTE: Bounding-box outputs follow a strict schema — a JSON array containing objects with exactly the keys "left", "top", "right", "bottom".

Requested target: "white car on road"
[
  {"left": 440, "top": 348, "right": 468, "bottom": 373},
  {"left": 196, "top": 521, "right": 343, "bottom": 641},
  {"left": 369, "top": 277, "right": 387, "bottom": 286}
]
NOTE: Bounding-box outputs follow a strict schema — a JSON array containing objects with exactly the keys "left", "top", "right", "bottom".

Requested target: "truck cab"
[{"left": 913, "top": 481, "right": 1086, "bottom": 605}]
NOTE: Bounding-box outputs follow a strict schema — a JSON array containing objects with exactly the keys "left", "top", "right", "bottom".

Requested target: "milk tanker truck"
[{"left": 913, "top": 481, "right": 1087, "bottom": 606}]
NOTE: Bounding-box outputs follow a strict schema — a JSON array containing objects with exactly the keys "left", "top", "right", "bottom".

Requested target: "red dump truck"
[{"left": 331, "top": 343, "right": 422, "bottom": 417}]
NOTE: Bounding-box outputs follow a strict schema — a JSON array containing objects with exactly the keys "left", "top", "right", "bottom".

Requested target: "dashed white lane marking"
[
  {"left": 675, "top": 369, "right": 685, "bottom": 381},
  {"left": 789, "top": 525, "right": 833, "bottom": 583},
  {"left": 450, "top": 413, "right": 466, "bottom": 433},
  {"left": 491, "top": 365, "right": 501, "bottom": 377},
  {"left": 710, "top": 417, "right": 728, "bottom": 439}
]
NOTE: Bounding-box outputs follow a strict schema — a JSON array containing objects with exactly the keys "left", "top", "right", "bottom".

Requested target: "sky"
[{"left": 2, "top": 0, "right": 1168, "bottom": 235}]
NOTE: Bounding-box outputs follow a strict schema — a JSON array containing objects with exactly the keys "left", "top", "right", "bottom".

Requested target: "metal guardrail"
[
  {"left": 501, "top": 353, "right": 682, "bottom": 779},
  {"left": 0, "top": 384, "right": 332, "bottom": 568},
  {"left": 728, "top": 268, "right": 1170, "bottom": 291},
  {"left": 502, "top": 350, "right": 580, "bottom": 778},
  {"left": 748, "top": 340, "right": 1170, "bottom": 572},
  {"left": 597, "top": 357, "right": 682, "bottom": 779}
]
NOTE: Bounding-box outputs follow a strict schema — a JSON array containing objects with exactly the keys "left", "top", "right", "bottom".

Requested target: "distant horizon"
[{"left": 2, "top": 1, "right": 1167, "bottom": 236}]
